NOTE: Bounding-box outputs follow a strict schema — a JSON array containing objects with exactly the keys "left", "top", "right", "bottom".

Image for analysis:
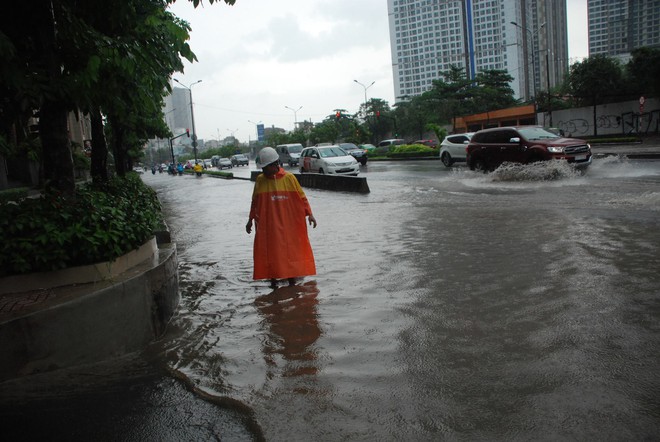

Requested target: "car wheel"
[
  {"left": 300, "top": 167, "right": 305, "bottom": 174},
  {"left": 319, "top": 168, "right": 325, "bottom": 174},
  {"left": 441, "top": 152, "right": 454, "bottom": 167},
  {"left": 472, "top": 157, "right": 487, "bottom": 173},
  {"left": 360, "top": 158, "right": 367, "bottom": 165}
]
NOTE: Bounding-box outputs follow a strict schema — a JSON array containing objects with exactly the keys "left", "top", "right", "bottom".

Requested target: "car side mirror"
[{"left": 510, "top": 137, "right": 521, "bottom": 143}]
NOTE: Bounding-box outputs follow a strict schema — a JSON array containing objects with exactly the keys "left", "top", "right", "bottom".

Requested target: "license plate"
[{"left": 574, "top": 155, "right": 586, "bottom": 161}]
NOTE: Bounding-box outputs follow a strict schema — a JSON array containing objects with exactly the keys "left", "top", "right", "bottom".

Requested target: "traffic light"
[
  {"left": 335, "top": 111, "right": 341, "bottom": 120},
  {"left": 186, "top": 128, "right": 190, "bottom": 137}
]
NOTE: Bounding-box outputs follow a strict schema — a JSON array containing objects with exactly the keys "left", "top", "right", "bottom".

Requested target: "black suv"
[
  {"left": 338, "top": 143, "right": 368, "bottom": 165},
  {"left": 466, "top": 126, "right": 592, "bottom": 172}
]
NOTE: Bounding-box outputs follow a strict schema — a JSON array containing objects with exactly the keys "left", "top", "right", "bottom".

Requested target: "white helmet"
[{"left": 257, "top": 147, "right": 279, "bottom": 168}]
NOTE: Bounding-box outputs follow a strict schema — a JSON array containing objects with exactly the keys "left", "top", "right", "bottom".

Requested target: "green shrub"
[
  {"left": 0, "top": 187, "right": 29, "bottom": 204},
  {"left": 0, "top": 173, "right": 163, "bottom": 277},
  {"left": 388, "top": 144, "right": 438, "bottom": 158}
]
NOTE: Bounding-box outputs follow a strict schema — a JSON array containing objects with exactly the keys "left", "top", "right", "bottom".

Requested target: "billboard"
[{"left": 257, "top": 124, "right": 265, "bottom": 142}]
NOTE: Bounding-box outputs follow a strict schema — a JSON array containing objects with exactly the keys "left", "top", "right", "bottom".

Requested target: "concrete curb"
[
  {"left": 249, "top": 170, "right": 371, "bottom": 193},
  {"left": 0, "top": 241, "right": 179, "bottom": 382},
  {"left": 0, "top": 237, "right": 159, "bottom": 295}
]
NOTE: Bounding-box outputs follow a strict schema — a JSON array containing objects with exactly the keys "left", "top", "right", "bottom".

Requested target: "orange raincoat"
[{"left": 249, "top": 168, "right": 316, "bottom": 280}]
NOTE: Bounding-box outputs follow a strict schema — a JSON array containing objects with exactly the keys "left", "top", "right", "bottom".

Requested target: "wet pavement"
[{"left": 2, "top": 153, "right": 660, "bottom": 441}]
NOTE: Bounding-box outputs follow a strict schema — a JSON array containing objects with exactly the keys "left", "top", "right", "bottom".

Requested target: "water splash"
[{"left": 490, "top": 161, "right": 582, "bottom": 182}]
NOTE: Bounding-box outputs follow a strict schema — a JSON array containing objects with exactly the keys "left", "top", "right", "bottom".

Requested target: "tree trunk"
[
  {"left": 36, "top": 0, "right": 75, "bottom": 195},
  {"left": 110, "top": 116, "right": 127, "bottom": 177},
  {"left": 90, "top": 108, "right": 108, "bottom": 184},
  {"left": 40, "top": 100, "right": 75, "bottom": 195}
]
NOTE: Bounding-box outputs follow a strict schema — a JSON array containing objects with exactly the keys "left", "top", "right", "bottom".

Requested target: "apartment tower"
[{"left": 387, "top": 0, "right": 569, "bottom": 103}]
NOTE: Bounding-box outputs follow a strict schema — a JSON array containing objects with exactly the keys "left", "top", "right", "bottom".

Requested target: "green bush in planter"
[
  {"left": 0, "top": 173, "right": 163, "bottom": 277},
  {"left": 388, "top": 144, "right": 437, "bottom": 158}
]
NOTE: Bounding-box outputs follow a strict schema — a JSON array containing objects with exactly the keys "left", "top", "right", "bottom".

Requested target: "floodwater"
[
  {"left": 3, "top": 157, "right": 660, "bottom": 441},
  {"left": 156, "top": 157, "right": 660, "bottom": 440}
]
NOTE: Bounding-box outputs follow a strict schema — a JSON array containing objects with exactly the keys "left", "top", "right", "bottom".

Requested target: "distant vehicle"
[
  {"left": 211, "top": 155, "right": 221, "bottom": 167},
  {"left": 359, "top": 143, "right": 377, "bottom": 153},
  {"left": 412, "top": 139, "right": 438, "bottom": 148},
  {"left": 202, "top": 159, "right": 213, "bottom": 168},
  {"left": 377, "top": 139, "right": 406, "bottom": 148},
  {"left": 466, "top": 126, "right": 592, "bottom": 172},
  {"left": 275, "top": 143, "right": 304, "bottom": 166},
  {"left": 439, "top": 132, "right": 474, "bottom": 167},
  {"left": 230, "top": 154, "right": 249, "bottom": 166},
  {"left": 338, "top": 143, "right": 368, "bottom": 165},
  {"left": 299, "top": 145, "right": 360, "bottom": 176},
  {"left": 217, "top": 158, "right": 233, "bottom": 170}
]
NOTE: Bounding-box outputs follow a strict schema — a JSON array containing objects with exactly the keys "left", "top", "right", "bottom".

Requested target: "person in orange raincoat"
[{"left": 246, "top": 147, "right": 317, "bottom": 287}]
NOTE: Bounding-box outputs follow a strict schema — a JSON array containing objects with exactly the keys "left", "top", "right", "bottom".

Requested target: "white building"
[
  {"left": 587, "top": 0, "right": 660, "bottom": 63},
  {"left": 387, "top": 0, "right": 569, "bottom": 103}
]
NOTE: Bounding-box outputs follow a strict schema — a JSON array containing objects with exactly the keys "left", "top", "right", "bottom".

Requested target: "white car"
[
  {"left": 439, "top": 132, "right": 474, "bottom": 167},
  {"left": 299, "top": 145, "right": 360, "bottom": 176}
]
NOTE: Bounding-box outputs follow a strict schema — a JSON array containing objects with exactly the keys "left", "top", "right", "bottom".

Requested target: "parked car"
[
  {"left": 439, "top": 132, "right": 474, "bottom": 167},
  {"left": 299, "top": 145, "right": 360, "bottom": 176},
  {"left": 230, "top": 154, "right": 249, "bottom": 166},
  {"left": 377, "top": 138, "right": 406, "bottom": 148},
  {"left": 412, "top": 139, "right": 438, "bottom": 148},
  {"left": 359, "top": 143, "right": 377, "bottom": 153},
  {"left": 466, "top": 126, "right": 592, "bottom": 172},
  {"left": 217, "top": 158, "right": 233, "bottom": 170},
  {"left": 338, "top": 143, "right": 368, "bottom": 165},
  {"left": 202, "top": 159, "right": 213, "bottom": 169}
]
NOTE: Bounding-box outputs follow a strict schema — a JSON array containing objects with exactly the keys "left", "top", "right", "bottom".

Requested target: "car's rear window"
[{"left": 448, "top": 135, "right": 468, "bottom": 143}]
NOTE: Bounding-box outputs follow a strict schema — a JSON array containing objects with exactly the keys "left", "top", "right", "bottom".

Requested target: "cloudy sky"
[{"left": 167, "top": 0, "right": 588, "bottom": 143}]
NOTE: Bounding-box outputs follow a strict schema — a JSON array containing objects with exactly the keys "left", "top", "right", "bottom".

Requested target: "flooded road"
[
  {"left": 2, "top": 157, "right": 659, "bottom": 441},
  {"left": 152, "top": 158, "right": 660, "bottom": 440}
]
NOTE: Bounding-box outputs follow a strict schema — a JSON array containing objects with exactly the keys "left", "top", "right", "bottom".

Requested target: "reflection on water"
[{"left": 255, "top": 282, "right": 321, "bottom": 378}]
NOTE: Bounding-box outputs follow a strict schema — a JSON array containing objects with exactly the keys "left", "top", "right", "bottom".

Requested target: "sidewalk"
[{"left": 590, "top": 135, "right": 660, "bottom": 159}]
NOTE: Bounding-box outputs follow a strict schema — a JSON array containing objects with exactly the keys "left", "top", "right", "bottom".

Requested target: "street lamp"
[
  {"left": 248, "top": 120, "right": 262, "bottom": 156},
  {"left": 285, "top": 105, "right": 302, "bottom": 128},
  {"left": 173, "top": 78, "right": 202, "bottom": 162},
  {"left": 510, "top": 21, "right": 545, "bottom": 101},
  {"left": 248, "top": 119, "right": 262, "bottom": 140},
  {"left": 353, "top": 79, "right": 375, "bottom": 117}
]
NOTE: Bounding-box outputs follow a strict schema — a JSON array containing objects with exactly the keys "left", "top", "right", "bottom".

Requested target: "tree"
[
  {"left": 425, "top": 65, "right": 473, "bottom": 132},
  {"left": 358, "top": 99, "right": 392, "bottom": 143},
  {"left": 308, "top": 119, "right": 339, "bottom": 146},
  {"left": 0, "top": 0, "right": 237, "bottom": 193},
  {"left": 472, "top": 69, "right": 517, "bottom": 112},
  {"left": 626, "top": 47, "right": 660, "bottom": 98},
  {"left": 568, "top": 55, "right": 625, "bottom": 136}
]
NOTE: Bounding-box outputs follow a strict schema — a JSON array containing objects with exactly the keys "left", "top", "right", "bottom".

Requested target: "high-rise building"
[
  {"left": 587, "top": 0, "right": 660, "bottom": 62},
  {"left": 387, "top": 0, "right": 569, "bottom": 103}
]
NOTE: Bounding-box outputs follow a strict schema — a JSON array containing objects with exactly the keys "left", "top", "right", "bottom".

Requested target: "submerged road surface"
[{"left": 2, "top": 157, "right": 660, "bottom": 441}]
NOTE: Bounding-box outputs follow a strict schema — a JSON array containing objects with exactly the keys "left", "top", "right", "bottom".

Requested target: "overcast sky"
[{"left": 167, "top": 0, "right": 588, "bottom": 143}]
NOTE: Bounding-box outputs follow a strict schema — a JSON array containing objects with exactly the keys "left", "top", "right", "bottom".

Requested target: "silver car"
[
  {"left": 439, "top": 132, "right": 474, "bottom": 167},
  {"left": 299, "top": 146, "right": 360, "bottom": 176}
]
